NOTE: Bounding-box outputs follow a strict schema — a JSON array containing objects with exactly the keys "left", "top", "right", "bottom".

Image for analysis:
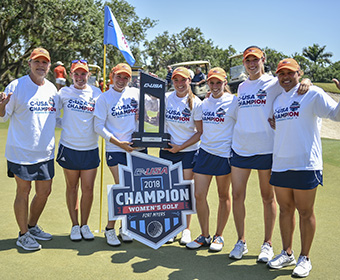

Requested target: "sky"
[{"left": 125, "top": 0, "right": 339, "bottom": 63}]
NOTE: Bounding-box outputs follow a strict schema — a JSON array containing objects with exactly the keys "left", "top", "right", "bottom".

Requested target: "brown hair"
[{"left": 187, "top": 88, "right": 195, "bottom": 110}]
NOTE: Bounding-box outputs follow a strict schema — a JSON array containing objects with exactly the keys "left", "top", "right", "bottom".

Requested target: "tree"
[
  {"left": 143, "top": 27, "right": 236, "bottom": 78},
  {"left": 0, "top": 0, "right": 155, "bottom": 87},
  {"left": 263, "top": 48, "right": 285, "bottom": 74},
  {"left": 302, "top": 44, "right": 333, "bottom": 81},
  {"left": 302, "top": 44, "right": 332, "bottom": 66}
]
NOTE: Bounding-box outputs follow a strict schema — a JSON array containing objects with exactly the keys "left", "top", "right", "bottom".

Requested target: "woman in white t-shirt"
[
  {"left": 94, "top": 63, "right": 141, "bottom": 247},
  {"left": 229, "top": 46, "right": 310, "bottom": 262},
  {"left": 160, "top": 67, "right": 203, "bottom": 245},
  {"left": 56, "top": 60, "right": 101, "bottom": 241},
  {"left": 267, "top": 59, "right": 340, "bottom": 277},
  {"left": 186, "top": 67, "right": 237, "bottom": 252}
]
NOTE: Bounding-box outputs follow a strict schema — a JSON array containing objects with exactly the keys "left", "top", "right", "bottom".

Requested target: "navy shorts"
[
  {"left": 56, "top": 144, "right": 100, "bottom": 170},
  {"left": 106, "top": 149, "right": 147, "bottom": 167},
  {"left": 7, "top": 160, "right": 54, "bottom": 181},
  {"left": 230, "top": 149, "right": 272, "bottom": 170},
  {"left": 270, "top": 170, "right": 323, "bottom": 190},
  {"left": 159, "top": 150, "right": 196, "bottom": 169},
  {"left": 193, "top": 148, "right": 231, "bottom": 176}
]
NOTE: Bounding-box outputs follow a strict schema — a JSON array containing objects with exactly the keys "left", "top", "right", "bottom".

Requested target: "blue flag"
[{"left": 104, "top": 6, "right": 136, "bottom": 66}]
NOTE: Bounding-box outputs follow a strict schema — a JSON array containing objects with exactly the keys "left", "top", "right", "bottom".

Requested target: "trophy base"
[{"left": 131, "top": 132, "right": 171, "bottom": 148}]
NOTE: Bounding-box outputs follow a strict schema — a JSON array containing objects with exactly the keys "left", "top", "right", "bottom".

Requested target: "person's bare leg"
[
  {"left": 294, "top": 188, "right": 317, "bottom": 257},
  {"left": 64, "top": 169, "right": 80, "bottom": 226},
  {"left": 14, "top": 176, "right": 32, "bottom": 234},
  {"left": 258, "top": 169, "right": 276, "bottom": 244},
  {"left": 231, "top": 167, "right": 251, "bottom": 242},
  {"left": 80, "top": 168, "right": 97, "bottom": 226},
  {"left": 215, "top": 174, "right": 231, "bottom": 236},
  {"left": 274, "top": 187, "right": 295, "bottom": 254},
  {"left": 194, "top": 173, "right": 212, "bottom": 237},
  {"left": 28, "top": 179, "right": 52, "bottom": 227}
]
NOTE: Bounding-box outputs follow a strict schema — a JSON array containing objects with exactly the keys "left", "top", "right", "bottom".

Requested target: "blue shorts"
[
  {"left": 106, "top": 149, "right": 147, "bottom": 167},
  {"left": 159, "top": 150, "right": 196, "bottom": 169},
  {"left": 56, "top": 144, "right": 100, "bottom": 170},
  {"left": 193, "top": 148, "right": 231, "bottom": 176},
  {"left": 230, "top": 149, "right": 272, "bottom": 170},
  {"left": 7, "top": 160, "right": 54, "bottom": 181},
  {"left": 270, "top": 170, "right": 323, "bottom": 190}
]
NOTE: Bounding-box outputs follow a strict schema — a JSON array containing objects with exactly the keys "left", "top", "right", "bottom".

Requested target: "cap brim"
[
  {"left": 243, "top": 53, "right": 262, "bottom": 60},
  {"left": 172, "top": 73, "right": 190, "bottom": 79},
  {"left": 276, "top": 66, "right": 298, "bottom": 73},
  {"left": 31, "top": 55, "right": 50, "bottom": 62},
  {"left": 71, "top": 65, "right": 89, "bottom": 72},
  {"left": 114, "top": 70, "right": 131, "bottom": 77},
  {"left": 207, "top": 75, "right": 225, "bottom": 81}
]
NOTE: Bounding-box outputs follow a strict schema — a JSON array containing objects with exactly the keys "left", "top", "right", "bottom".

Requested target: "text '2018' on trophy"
[{"left": 132, "top": 71, "right": 171, "bottom": 148}]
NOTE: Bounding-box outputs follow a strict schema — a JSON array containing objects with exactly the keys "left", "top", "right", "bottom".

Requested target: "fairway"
[{"left": 0, "top": 125, "right": 339, "bottom": 279}]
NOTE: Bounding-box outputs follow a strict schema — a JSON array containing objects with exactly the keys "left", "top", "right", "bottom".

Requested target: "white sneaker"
[
  {"left": 81, "top": 225, "right": 94, "bottom": 240},
  {"left": 180, "top": 229, "right": 191, "bottom": 245},
  {"left": 70, "top": 225, "right": 82, "bottom": 241},
  {"left": 28, "top": 225, "right": 52, "bottom": 241},
  {"left": 119, "top": 227, "right": 133, "bottom": 242},
  {"left": 16, "top": 232, "right": 41, "bottom": 251},
  {"left": 292, "top": 256, "right": 312, "bottom": 278},
  {"left": 258, "top": 242, "right": 274, "bottom": 263},
  {"left": 229, "top": 240, "right": 248, "bottom": 259},
  {"left": 209, "top": 235, "right": 224, "bottom": 252},
  {"left": 267, "top": 250, "right": 296, "bottom": 269},
  {"left": 105, "top": 229, "right": 121, "bottom": 246},
  {"left": 166, "top": 236, "right": 177, "bottom": 244},
  {"left": 186, "top": 235, "right": 211, "bottom": 249}
]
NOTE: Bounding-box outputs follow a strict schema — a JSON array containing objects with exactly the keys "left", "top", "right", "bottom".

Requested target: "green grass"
[
  {"left": 0, "top": 128, "right": 339, "bottom": 279},
  {"left": 314, "top": 82, "right": 340, "bottom": 93}
]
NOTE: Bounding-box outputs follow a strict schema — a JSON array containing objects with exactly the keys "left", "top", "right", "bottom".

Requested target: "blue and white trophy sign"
[{"left": 107, "top": 151, "right": 195, "bottom": 249}]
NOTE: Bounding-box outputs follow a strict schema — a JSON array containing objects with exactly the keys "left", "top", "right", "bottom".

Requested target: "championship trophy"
[{"left": 132, "top": 71, "right": 171, "bottom": 148}]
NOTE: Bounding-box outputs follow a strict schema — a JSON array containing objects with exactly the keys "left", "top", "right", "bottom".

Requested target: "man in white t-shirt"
[{"left": 0, "top": 47, "right": 58, "bottom": 251}]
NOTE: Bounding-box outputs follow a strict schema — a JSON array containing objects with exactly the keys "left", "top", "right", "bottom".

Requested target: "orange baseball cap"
[
  {"left": 71, "top": 60, "right": 89, "bottom": 73},
  {"left": 111, "top": 63, "right": 132, "bottom": 77},
  {"left": 207, "top": 67, "right": 227, "bottom": 82},
  {"left": 243, "top": 47, "right": 264, "bottom": 60},
  {"left": 276, "top": 58, "right": 300, "bottom": 73},
  {"left": 172, "top": 67, "right": 191, "bottom": 79},
  {"left": 29, "top": 47, "right": 50, "bottom": 62}
]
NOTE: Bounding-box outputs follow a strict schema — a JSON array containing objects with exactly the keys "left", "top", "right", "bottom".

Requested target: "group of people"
[{"left": 1, "top": 46, "right": 340, "bottom": 278}]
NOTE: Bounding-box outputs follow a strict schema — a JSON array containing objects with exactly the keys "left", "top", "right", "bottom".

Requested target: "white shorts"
[{"left": 56, "top": 78, "right": 66, "bottom": 85}]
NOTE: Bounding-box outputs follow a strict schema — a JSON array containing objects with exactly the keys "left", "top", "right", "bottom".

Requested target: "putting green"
[{"left": 0, "top": 128, "right": 339, "bottom": 279}]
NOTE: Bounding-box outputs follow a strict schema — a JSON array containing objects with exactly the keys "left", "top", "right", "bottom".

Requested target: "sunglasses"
[{"left": 72, "top": 59, "right": 87, "bottom": 64}]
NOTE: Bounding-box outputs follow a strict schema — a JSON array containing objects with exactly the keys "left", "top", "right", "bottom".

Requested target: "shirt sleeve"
[
  {"left": 313, "top": 88, "right": 340, "bottom": 121},
  {"left": 0, "top": 82, "right": 17, "bottom": 122},
  {"left": 93, "top": 95, "right": 113, "bottom": 141}
]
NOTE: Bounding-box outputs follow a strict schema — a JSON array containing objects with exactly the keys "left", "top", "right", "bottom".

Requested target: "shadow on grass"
[
  {"left": 0, "top": 235, "right": 129, "bottom": 256},
  {"left": 0, "top": 236, "right": 293, "bottom": 279},
  {"left": 110, "top": 243, "right": 293, "bottom": 280}
]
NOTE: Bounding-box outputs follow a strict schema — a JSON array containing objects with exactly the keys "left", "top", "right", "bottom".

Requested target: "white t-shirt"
[
  {"left": 232, "top": 74, "right": 281, "bottom": 156},
  {"left": 165, "top": 91, "right": 202, "bottom": 152},
  {"left": 94, "top": 87, "right": 139, "bottom": 152},
  {"left": 272, "top": 85, "right": 340, "bottom": 172},
  {"left": 58, "top": 85, "right": 101, "bottom": 150},
  {"left": 200, "top": 93, "right": 238, "bottom": 158},
  {"left": 1, "top": 75, "right": 58, "bottom": 164}
]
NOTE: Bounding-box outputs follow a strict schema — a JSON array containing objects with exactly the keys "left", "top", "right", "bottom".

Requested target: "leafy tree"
[
  {"left": 302, "top": 44, "right": 332, "bottom": 66},
  {"left": 263, "top": 48, "right": 286, "bottom": 74},
  {"left": 0, "top": 0, "right": 155, "bottom": 87},
  {"left": 143, "top": 27, "right": 236, "bottom": 78},
  {"left": 302, "top": 44, "right": 333, "bottom": 81}
]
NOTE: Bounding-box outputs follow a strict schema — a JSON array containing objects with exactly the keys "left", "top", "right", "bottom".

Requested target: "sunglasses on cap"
[{"left": 72, "top": 59, "right": 88, "bottom": 64}]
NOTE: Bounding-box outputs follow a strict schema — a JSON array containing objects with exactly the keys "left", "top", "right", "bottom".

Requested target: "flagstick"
[{"left": 98, "top": 44, "right": 107, "bottom": 233}]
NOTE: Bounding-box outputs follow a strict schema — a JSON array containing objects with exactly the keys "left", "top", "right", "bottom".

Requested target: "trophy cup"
[{"left": 132, "top": 71, "right": 171, "bottom": 148}]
